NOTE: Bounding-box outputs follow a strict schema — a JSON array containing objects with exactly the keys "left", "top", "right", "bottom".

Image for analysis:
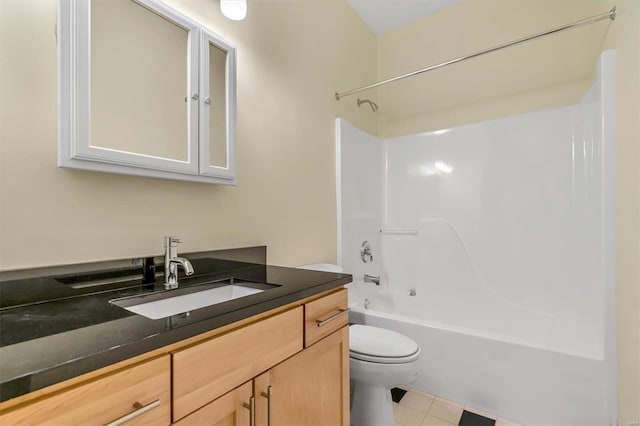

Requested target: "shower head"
[{"left": 357, "top": 98, "right": 379, "bottom": 112}]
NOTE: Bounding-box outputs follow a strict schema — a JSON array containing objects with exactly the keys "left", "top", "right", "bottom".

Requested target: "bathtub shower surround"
[{"left": 336, "top": 50, "right": 616, "bottom": 426}]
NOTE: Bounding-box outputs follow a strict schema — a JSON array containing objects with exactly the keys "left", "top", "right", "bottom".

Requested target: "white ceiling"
[{"left": 347, "top": 0, "right": 461, "bottom": 35}]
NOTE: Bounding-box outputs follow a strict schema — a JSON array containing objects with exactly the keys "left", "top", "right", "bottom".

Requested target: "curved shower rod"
[{"left": 335, "top": 6, "right": 616, "bottom": 100}]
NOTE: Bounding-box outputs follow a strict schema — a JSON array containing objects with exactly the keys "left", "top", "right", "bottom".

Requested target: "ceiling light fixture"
[{"left": 220, "top": 0, "right": 247, "bottom": 21}]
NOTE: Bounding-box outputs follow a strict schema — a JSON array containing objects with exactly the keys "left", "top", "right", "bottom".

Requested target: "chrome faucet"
[
  {"left": 164, "top": 236, "right": 194, "bottom": 290},
  {"left": 364, "top": 274, "right": 380, "bottom": 285}
]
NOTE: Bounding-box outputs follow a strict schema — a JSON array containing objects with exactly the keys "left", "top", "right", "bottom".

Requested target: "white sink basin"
[{"left": 112, "top": 283, "right": 265, "bottom": 320}]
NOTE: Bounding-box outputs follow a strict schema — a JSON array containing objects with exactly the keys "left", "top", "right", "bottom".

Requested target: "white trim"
[{"left": 57, "top": 157, "right": 236, "bottom": 183}]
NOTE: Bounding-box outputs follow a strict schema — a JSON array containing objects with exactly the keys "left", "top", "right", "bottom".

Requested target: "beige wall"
[
  {"left": 375, "top": 0, "right": 639, "bottom": 422},
  {"left": 0, "top": 0, "right": 377, "bottom": 269},
  {"left": 376, "top": 0, "right": 612, "bottom": 137}
]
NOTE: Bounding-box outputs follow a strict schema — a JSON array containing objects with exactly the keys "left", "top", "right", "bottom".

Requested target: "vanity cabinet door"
[
  {"left": 0, "top": 355, "right": 171, "bottom": 426},
  {"left": 173, "top": 381, "right": 252, "bottom": 426},
  {"left": 254, "top": 326, "right": 350, "bottom": 426},
  {"left": 171, "top": 307, "right": 303, "bottom": 422}
]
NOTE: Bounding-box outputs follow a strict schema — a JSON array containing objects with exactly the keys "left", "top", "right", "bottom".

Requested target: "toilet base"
[{"left": 351, "top": 382, "right": 395, "bottom": 426}]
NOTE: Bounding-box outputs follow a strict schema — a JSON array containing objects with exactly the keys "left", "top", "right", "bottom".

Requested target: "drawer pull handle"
[
  {"left": 105, "top": 399, "right": 160, "bottom": 426},
  {"left": 260, "top": 385, "right": 273, "bottom": 426},
  {"left": 243, "top": 396, "right": 255, "bottom": 426},
  {"left": 316, "top": 308, "right": 349, "bottom": 327}
]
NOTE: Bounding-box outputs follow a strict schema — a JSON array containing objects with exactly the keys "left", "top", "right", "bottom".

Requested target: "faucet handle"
[
  {"left": 164, "top": 236, "right": 182, "bottom": 247},
  {"left": 360, "top": 241, "right": 373, "bottom": 263}
]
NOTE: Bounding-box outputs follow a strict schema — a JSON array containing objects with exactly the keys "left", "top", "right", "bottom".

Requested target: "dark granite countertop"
[{"left": 0, "top": 257, "right": 351, "bottom": 403}]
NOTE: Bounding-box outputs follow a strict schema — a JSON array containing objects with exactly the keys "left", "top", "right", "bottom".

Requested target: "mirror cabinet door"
[
  {"left": 199, "top": 30, "right": 236, "bottom": 179},
  {"left": 90, "top": 0, "right": 196, "bottom": 171},
  {"left": 61, "top": 0, "right": 199, "bottom": 174}
]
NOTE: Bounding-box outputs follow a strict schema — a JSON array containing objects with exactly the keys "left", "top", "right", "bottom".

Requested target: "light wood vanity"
[{"left": 0, "top": 288, "right": 349, "bottom": 426}]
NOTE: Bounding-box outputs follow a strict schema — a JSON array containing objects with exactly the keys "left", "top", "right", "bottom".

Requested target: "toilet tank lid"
[
  {"left": 297, "top": 263, "right": 343, "bottom": 273},
  {"left": 350, "top": 324, "right": 419, "bottom": 358}
]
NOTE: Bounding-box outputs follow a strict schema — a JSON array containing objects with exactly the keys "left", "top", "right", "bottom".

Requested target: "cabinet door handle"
[
  {"left": 105, "top": 399, "right": 160, "bottom": 426},
  {"left": 316, "top": 308, "right": 349, "bottom": 327},
  {"left": 243, "top": 396, "right": 255, "bottom": 426},
  {"left": 260, "top": 385, "right": 272, "bottom": 426}
]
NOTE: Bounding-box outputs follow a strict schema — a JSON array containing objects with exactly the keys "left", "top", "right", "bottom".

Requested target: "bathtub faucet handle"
[
  {"left": 364, "top": 274, "right": 380, "bottom": 285},
  {"left": 360, "top": 241, "right": 373, "bottom": 263}
]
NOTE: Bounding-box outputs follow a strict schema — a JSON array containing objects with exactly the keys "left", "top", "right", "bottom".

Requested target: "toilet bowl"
[
  {"left": 297, "top": 264, "right": 421, "bottom": 426},
  {"left": 349, "top": 324, "right": 420, "bottom": 426}
]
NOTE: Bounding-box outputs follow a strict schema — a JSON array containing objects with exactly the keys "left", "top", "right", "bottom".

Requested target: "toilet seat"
[{"left": 349, "top": 324, "right": 420, "bottom": 364}]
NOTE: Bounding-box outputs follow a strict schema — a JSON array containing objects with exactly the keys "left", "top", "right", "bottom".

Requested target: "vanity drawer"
[
  {"left": 0, "top": 355, "right": 171, "bottom": 426},
  {"left": 304, "top": 288, "right": 348, "bottom": 347},
  {"left": 172, "top": 306, "right": 303, "bottom": 421}
]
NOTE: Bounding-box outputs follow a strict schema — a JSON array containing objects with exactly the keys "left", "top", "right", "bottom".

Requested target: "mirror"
[
  {"left": 209, "top": 42, "right": 228, "bottom": 168},
  {"left": 91, "top": 0, "right": 189, "bottom": 161},
  {"left": 58, "top": 0, "right": 237, "bottom": 184}
]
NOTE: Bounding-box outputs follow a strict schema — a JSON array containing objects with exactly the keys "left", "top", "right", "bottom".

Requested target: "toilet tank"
[{"left": 297, "top": 264, "right": 344, "bottom": 273}]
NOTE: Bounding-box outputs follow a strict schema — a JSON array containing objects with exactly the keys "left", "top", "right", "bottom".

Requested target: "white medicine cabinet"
[{"left": 58, "top": 0, "right": 237, "bottom": 184}]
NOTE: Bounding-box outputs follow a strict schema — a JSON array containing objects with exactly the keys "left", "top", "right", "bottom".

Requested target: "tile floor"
[{"left": 392, "top": 387, "right": 524, "bottom": 426}]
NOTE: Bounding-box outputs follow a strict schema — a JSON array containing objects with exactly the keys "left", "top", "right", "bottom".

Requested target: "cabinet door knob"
[
  {"left": 260, "top": 385, "right": 272, "bottom": 426},
  {"left": 204, "top": 97, "right": 211, "bottom": 105},
  {"left": 104, "top": 399, "right": 160, "bottom": 426},
  {"left": 191, "top": 93, "right": 199, "bottom": 101},
  {"left": 242, "top": 396, "right": 255, "bottom": 426}
]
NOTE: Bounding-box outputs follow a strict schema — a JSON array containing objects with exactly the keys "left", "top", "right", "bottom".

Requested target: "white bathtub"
[{"left": 348, "top": 288, "right": 611, "bottom": 426}]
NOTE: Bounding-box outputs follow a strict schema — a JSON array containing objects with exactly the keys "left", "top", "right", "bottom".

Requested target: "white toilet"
[
  {"left": 349, "top": 324, "right": 420, "bottom": 426},
  {"left": 298, "top": 264, "right": 421, "bottom": 426}
]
